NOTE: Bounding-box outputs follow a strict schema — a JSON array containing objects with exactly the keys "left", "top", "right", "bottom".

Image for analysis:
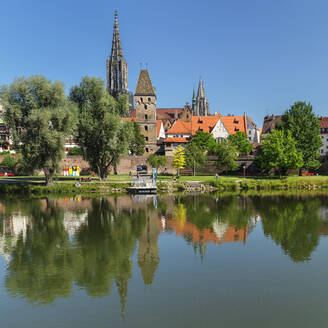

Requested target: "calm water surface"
[{"left": 1, "top": 193, "right": 328, "bottom": 327}]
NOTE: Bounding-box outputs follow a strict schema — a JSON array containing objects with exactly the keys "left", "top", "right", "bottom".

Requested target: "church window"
[
  {"left": 145, "top": 136, "right": 148, "bottom": 141},
  {"left": 141, "top": 97, "right": 143, "bottom": 102},
  {"left": 145, "top": 148, "right": 149, "bottom": 152},
  {"left": 145, "top": 114, "right": 148, "bottom": 120},
  {"left": 144, "top": 104, "right": 147, "bottom": 109},
  {"left": 144, "top": 125, "right": 148, "bottom": 131},
  {"left": 148, "top": 97, "right": 151, "bottom": 102}
]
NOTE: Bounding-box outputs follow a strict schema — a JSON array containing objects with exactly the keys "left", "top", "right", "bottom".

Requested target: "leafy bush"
[
  {"left": 1, "top": 155, "right": 17, "bottom": 171},
  {"left": 67, "top": 147, "right": 83, "bottom": 156}
]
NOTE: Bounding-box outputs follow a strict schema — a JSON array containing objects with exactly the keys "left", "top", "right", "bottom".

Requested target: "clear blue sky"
[{"left": 1, "top": 0, "right": 328, "bottom": 126}]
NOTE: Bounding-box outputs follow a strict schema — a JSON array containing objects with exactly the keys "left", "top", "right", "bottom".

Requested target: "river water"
[{"left": 0, "top": 193, "right": 328, "bottom": 327}]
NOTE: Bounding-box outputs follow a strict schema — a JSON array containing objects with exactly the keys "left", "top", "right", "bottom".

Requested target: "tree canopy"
[
  {"left": 214, "top": 139, "right": 238, "bottom": 173},
  {"left": 69, "top": 77, "right": 133, "bottom": 179},
  {"left": 255, "top": 130, "right": 303, "bottom": 175},
  {"left": 282, "top": 101, "right": 321, "bottom": 171},
  {"left": 130, "top": 121, "right": 145, "bottom": 156},
  {"left": 184, "top": 142, "right": 207, "bottom": 175},
  {"left": 0, "top": 76, "right": 75, "bottom": 184},
  {"left": 147, "top": 154, "right": 167, "bottom": 171},
  {"left": 228, "top": 132, "right": 252, "bottom": 154},
  {"left": 189, "top": 130, "right": 216, "bottom": 151},
  {"left": 173, "top": 145, "right": 186, "bottom": 176}
]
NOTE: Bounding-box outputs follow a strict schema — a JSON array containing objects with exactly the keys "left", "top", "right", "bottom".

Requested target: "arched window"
[{"left": 144, "top": 104, "right": 147, "bottom": 110}]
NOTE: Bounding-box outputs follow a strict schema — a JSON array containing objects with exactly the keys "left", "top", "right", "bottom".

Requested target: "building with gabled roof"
[{"left": 319, "top": 117, "right": 328, "bottom": 156}]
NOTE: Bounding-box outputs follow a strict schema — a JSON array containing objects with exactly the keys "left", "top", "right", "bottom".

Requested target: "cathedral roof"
[{"left": 135, "top": 70, "right": 156, "bottom": 96}]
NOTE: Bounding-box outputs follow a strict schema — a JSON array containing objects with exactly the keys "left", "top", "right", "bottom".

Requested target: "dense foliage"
[
  {"left": 69, "top": 77, "right": 134, "bottom": 179},
  {"left": 255, "top": 130, "right": 303, "bottom": 175},
  {"left": 147, "top": 154, "right": 167, "bottom": 171},
  {"left": 189, "top": 130, "right": 216, "bottom": 151},
  {"left": 184, "top": 142, "right": 207, "bottom": 175},
  {"left": 228, "top": 131, "right": 252, "bottom": 154},
  {"left": 173, "top": 145, "right": 186, "bottom": 176},
  {"left": 282, "top": 101, "right": 321, "bottom": 171},
  {"left": 214, "top": 139, "right": 238, "bottom": 173},
  {"left": 0, "top": 76, "right": 75, "bottom": 184},
  {"left": 130, "top": 121, "right": 145, "bottom": 156}
]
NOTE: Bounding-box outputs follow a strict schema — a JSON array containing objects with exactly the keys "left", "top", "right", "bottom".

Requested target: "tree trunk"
[
  {"left": 100, "top": 166, "right": 107, "bottom": 180},
  {"left": 193, "top": 161, "right": 195, "bottom": 176},
  {"left": 43, "top": 168, "right": 53, "bottom": 186}
]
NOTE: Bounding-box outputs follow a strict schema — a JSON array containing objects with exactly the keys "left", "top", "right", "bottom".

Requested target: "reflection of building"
[
  {"left": 160, "top": 217, "right": 248, "bottom": 247},
  {"left": 63, "top": 211, "right": 88, "bottom": 238},
  {"left": 138, "top": 211, "right": 160, "bottom": 285},
  {"left": 0, "top": 214, "right": 31, "bottom": 262}
]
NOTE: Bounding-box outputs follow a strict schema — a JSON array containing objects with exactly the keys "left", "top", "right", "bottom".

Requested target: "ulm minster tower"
[{"left": 106, "top": 11, "right": 133, "bottom": 107}]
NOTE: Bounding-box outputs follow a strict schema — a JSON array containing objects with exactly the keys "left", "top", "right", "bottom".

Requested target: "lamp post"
[{"left": 243, "top": 165, "right": 246, "bottom": 180}]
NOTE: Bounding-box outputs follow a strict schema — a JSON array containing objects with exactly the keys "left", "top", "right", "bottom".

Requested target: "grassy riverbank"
[{"left": 1, "top": 175, "right": 328, "bottom": 194}]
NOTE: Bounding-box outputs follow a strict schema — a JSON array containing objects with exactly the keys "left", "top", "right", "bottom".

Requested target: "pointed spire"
[
  {"left": 107, "top": 11, "right": 130, "bottom": 103},
  {"left": 197, "top": 77, "right": 206, "bottom": 98},
  {"left": 111, "top": 10, "right": 123, "bottom": 58},
  {"left": 135, "top": 70, "right": 156, "bottom": 96}
]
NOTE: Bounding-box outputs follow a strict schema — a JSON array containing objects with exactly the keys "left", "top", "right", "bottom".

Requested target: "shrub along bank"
[{"left": 1, "top": 177, "right": 328, "bottom": 195}]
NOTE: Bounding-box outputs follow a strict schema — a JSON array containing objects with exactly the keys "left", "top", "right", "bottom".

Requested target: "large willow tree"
[
  {"left": 0, "top": 76, "right": 74, "bottom": 184},
  {"left": 69, "top": 77, "right": 135, "bottom": 179}
]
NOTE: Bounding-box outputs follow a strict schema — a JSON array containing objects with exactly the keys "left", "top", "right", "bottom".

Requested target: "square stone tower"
[{"left": 135, "top": 70, "right": 157, "bottom": 153}]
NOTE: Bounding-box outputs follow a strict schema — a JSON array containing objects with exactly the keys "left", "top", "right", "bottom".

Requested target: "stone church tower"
[
  {"left": 106, "top": 11, "right": 133, "bottom": 108},
  {"left": 193, "top": 78, "right": 209, "bottom": 116},
  {"left": 135, "top": 70, "right": 157, "bottom": 154}
]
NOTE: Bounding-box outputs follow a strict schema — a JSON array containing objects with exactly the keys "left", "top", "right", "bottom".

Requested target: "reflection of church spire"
[
  {"left": 116, "top": 277, "right": 128, "bottom": 318},
  {"left": 138, "top": 213, "right": 160, "bottom": 285}
]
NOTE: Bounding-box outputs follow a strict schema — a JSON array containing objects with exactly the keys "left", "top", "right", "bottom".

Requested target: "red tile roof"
[
  {"left": 220, "top": 115, "right": 247, "bottom": 135},
  {"left": 319, "top": 117, "right": 328, "bottom": 129},
  {"left": 191, "top": 115, "right": 220, "bottom": 134},
  {"left": 164, "top": 137, "right": 189, "bottom": 143},
  {"left": 166, "top": 120, "right": 192, "bottom": 135},
  {"left": 156, "top": 120, "right": 163, "bottom": 136}
]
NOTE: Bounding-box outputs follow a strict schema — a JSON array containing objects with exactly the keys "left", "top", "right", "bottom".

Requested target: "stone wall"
[{"left": 60, "top": 155, "right": 176, "bottom": 175}]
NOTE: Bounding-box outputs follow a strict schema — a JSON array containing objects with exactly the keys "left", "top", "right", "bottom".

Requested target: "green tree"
[
  {"left": 254, "top": 196, "right": 321, "bottom": 262},
  {"left": 0, "top": 76, "right": 75, "bottom": 184},
  {"left": 69, "top": 77, "right": 133, "bottom": 179},
  {"left": 255, "top": 130, "right": 303, "bottom": 175},
  {"left": 147, "top": 154, "right": 167, "bottom": 172},
  {"left": 282, "top": 101, "right": 321, "bottom": 171},
  {"left": 130, "top": 121, "right": 145, "bottom": 156},
  {"left": 228, "top": 132, "right": 252, "bottom": 154},
  {"left": 184, "top": 142, "right": 206, "bottom": 176},
  {"left": 1, "top": 155, "right": 17, "bottom": 171},
  {"left": 215, "top": 139, "right": 238, "bottom": 173},
  {"left": 173, "top": 145, "right": 186, "bottom": 176},
  {"left": 190, "top": 130, "right": 216, "bottom": 151}
]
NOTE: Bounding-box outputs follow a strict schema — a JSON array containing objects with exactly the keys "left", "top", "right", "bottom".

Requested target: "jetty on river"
[{"left": 126, "top": 175, "right": 157, "bottom": 194}]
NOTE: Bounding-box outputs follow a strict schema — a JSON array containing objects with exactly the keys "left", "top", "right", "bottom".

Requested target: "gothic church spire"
[
  {"left": 194, "top": 77, "right": 209, "bottom": 116},
  {"left": 107, "top": 11, "right": 131, "bottom": 104}
]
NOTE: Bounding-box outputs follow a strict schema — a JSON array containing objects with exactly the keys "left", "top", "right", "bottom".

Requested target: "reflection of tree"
[
  {"left": 254, "top": 196, "right": 321, "bottom": 262},
  {"left": 72, "top": 198, "right": 146, "bottom": 316},
  {"left": 4, "top": 197, "right": 147, "bottom": 317},
  {"left": 5, "top": 199, "right": 73, "bottom": 304},
  {"left": 216, "top": 196, "right": 253, "bottom": 230}
]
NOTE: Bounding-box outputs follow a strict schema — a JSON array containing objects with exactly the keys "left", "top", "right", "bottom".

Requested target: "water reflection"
[{"left": 0, "top": 193, "right": 328, "bottom": 313}]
